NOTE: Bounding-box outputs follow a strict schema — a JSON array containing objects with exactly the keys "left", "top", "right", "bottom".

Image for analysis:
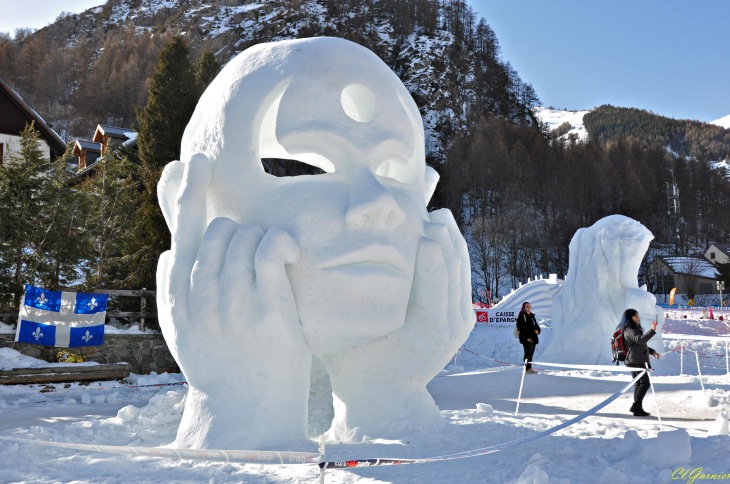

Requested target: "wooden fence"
[{"left": 0, "top": 288, "right": 156, "bottom": 331}]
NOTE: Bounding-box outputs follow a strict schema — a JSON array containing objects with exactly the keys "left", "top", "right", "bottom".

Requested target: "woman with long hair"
[
  {"left": 620, "top": 309, "right": 661, "bottom": 416},
  {"left": 516, "top": 302, "right": 541, "bottom": 374}
]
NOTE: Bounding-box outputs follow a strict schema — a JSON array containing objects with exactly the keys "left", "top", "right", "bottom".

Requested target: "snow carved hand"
[
  {"left": 156, "top": 154, "right": 311, "bottom": 450},
  {"left": 321, "top": 208, "right": 474, "bottom": 441}
]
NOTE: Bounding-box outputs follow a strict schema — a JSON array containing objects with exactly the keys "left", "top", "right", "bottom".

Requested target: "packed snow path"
[{"left": 0, "top": 325, "right": 728, "bottom": 483}]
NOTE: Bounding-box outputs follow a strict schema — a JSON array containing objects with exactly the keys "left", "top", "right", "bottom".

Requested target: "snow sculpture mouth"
[{"left": 317, "top": 243, "right": 409, "bottom": 275}]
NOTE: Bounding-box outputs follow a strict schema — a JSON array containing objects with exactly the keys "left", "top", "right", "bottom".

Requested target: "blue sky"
[
  {"left": 468, "top": 0, "right": 730, "bottom": 123},
  {"left": 3, "top": 0, "right": 728, "bottom": 123}
]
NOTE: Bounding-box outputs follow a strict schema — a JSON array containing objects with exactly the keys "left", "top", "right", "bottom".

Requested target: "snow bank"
[
  {"left": 0, "top": 347, "right": 100, "bottom": 371},
  {"left": 641, "top": 429, "right": 692, "bottom": 469},
  {"left": 541, "top": 215, "right": 664, "bottom": 364}
]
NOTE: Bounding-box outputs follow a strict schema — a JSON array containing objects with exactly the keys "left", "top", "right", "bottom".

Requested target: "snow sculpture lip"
[{"left": 317, "top": 243, "right": 409, "bottom": 274}]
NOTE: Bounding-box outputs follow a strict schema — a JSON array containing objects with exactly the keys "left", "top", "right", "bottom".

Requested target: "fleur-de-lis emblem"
[
  {"left": 82, "top": 330, "right": 93, "bottom": 343},
  {"left": 88, "top": 298, "right": 98, "bottom": 310},
  {"left": 32, "top": 327, "right": 43, "bottom": 340},
  {"left": 36, "top": 292, "right": 48, "bottom": 305}
]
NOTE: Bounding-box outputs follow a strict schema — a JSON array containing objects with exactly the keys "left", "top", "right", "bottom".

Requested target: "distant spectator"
[{"left": 517, "top": 302, "right": 541, "bottom": 374}]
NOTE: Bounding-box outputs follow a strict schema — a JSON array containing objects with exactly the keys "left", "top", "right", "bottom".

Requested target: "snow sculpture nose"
[{"left": 346, "top": 171, "right": 406, "bottom": 231}]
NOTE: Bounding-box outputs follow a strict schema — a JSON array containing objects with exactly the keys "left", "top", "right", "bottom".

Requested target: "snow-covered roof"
[
  {"left": 74, "top": 140, "right": 101, "bottom": 152},
  {"left": 94, "top": 125, "right": 137, "bottom": 141},
  {"left": 659, "top": 256, "right": 719, "bottom": 279}
]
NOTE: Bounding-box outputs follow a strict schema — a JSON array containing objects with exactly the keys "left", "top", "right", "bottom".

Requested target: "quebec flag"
[{"left": 14, "top": 285, "right": 108, "bottom": 348}]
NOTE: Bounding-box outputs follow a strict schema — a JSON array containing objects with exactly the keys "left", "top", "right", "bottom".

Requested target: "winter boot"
[{"left": 632, "top": 407, "right": 650, "bottom": 417}]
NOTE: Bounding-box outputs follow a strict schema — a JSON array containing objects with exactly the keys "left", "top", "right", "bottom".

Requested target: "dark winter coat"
[
  {"left": 517, "top": 311, "right": 540, "bottom": 345},
  {"left": 623, "top": 321, "right": 656, "bottom": 367}
]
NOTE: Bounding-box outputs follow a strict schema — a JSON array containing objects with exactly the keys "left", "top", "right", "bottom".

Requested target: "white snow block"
[
  {"left": 541, "top": 215, "right": 661, "bottom": 364},
  {"left": 516, "top": 464, "right": 549, "bottom": 484},
  {"left": 707, "top": 408, "right": 729, "bottom": 436},
  {"left": 156, "top": 36, "right": 475, "bottom": 448},
  {"left": 599, "top": 467, "right": 628, "bottom": 484},
  {"left": 641, "top": 429, "right": 692, "bottom": 469},
  {"left": 476, "top": 403, "right": 493, "bottom": 416}
]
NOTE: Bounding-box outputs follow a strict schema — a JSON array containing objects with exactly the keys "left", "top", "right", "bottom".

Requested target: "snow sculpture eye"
[
  {"left": 261, "top": 158, "right": 326, "bottom": 177},
  {"left": 259, "top": 78, "right": 336, "bottom": 174},
  {"left": 341, "top": 84, "right": 377, "bottom": 123}
]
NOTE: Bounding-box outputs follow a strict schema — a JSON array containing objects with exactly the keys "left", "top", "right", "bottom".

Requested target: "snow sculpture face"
[{"left": 181, "top": 38, "right": 436, "bottom": 354}]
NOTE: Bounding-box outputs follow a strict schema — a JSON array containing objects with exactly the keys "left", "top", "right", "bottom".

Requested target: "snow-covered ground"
[
  {"left": 1, "top": 322, "right": 728, "bottom": 483},
  {"left": 533, "top": 107, "right": 591, "bottom": 141},
  {"left": 711, "top": 113, "right": 730, "bottom": 130}
]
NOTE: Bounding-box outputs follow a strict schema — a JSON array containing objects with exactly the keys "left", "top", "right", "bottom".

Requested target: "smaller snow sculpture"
[{"left": 540, "top": 215, "right": 664, "bottom": 364}]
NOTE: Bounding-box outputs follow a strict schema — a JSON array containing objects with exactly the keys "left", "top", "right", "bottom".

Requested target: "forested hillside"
[
  {"left": 584, "top": 105, "right": 730, "bottom": 161},
  {"left": 0, "top": 0, "right": 538, "bottom": 163}
]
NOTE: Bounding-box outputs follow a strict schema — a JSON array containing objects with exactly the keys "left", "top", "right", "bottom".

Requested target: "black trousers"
[
  {"left": 631, "top": 371, "right": 651, "bottom": 408},
  {"left": 522, "top": 342, "right": 536, "bottom": 370}
]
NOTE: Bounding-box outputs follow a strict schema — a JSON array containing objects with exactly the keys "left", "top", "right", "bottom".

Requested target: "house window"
[
  {"left": 710, "top": 252, "right": 715, "bottom": 260},
  {"left": 699, "top": 283, "right": 713, "bottom": 295}
]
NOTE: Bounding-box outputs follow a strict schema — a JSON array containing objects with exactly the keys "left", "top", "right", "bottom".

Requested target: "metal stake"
[
  {"left": 645, "top": 363, "right": 663, "bottom": 431},
  {"left": 515, "top": 359, "right": 527, "bottom": 415}
]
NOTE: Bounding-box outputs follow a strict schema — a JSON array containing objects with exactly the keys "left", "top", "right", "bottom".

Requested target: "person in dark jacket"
[
  {"left": 620, "top": 309, "right": 661, "bottom": 416},
  {"left": 517, "top": 302, "right": 541, "bottom": 374}
]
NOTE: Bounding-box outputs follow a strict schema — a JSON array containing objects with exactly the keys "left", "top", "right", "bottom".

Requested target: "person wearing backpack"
[
  {"left": 619, "top": 309, "right": 661, "bottom": 417},
  {"left": 516, "top": 302, "right": 541, "bottom": 374}
]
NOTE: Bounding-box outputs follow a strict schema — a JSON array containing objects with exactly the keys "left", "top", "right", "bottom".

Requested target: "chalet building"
[
  {"left": 72, "top": 124, "right": 137, "bottom": 175},
  {"left": 705, "top": 243, "right": 730, "bottom": 265},
  {"left": 92, "top": 125, "right": 137, "bottom": 157},
  {"left": 71, "top": 140, "right": 102, "bottom": 169},
  {"left": 643, "top": 256, "right": 720, "bottom": 297},
  {"left": 0, "top": 77, "right": 66, "bottom": 164}
]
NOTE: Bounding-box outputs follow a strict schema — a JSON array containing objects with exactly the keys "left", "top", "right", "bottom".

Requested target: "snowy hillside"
[
  {"left": 711, "top": 113, "right": 730, "bottom": 130},
  {"left": 533, "top": 107, "right": 590, "bottom": 141}
]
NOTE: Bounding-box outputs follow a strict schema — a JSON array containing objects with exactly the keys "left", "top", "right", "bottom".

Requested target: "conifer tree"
[
  {"left": 196, "top": 48, "right": 221, "bottom": 91},
  {"left": 0, "top": 123, "right": 52, "bottom": 306},
  {"left": 33, "top": 148, "right": 89, "bottom": 290},
  {"left": 80, "top": 149, "right": 140, "bottom": 289},
  {"left": 134, "top": 36, "right": 199, "bottom": 288}
]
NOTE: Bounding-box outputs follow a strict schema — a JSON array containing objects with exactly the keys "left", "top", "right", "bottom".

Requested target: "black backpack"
[{"left": 611, "top": 326, "right": 627, "bottom": 365}]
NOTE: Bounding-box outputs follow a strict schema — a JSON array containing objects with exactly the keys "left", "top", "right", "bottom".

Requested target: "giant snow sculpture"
[
  {"left": 155, "top": 37, "right": 475, "bottom": 449},
  {"left": 539, "top": 215, "right": 664, "bottom": 365}
]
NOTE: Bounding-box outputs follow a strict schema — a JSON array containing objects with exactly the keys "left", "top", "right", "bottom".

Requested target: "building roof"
[
  {"left": 0, "top": 76, "right": 66, "bottom": 158},
  {"left": 92, "top": 125, "right": 137, "bottom": 142},
  {"left": 72, "top": 140, "right": 102, "bottom": 155},
  {"left": 709, "top": 243, "right": 730, "bottom": 256},
  {"left": 658, "top": 256, "right": 719, "bottom": 279}
]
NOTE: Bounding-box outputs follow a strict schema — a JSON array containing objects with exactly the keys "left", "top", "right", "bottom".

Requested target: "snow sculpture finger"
[
  {"left": 156, "top": 154, "right": 310, "bottom": 450},
  {"left": 162, "top": 36, "right": 474, "bottom": 445},
  {"left": 540, "top": 215, "right": 664, "bottom": 364}
]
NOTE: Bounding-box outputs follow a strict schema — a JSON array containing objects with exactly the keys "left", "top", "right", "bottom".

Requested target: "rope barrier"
[
  {"left": 318, "top": 370, "right": 648, "bottom": 469},
  {"left": 0, "top": 435, "right": 321, "bottom": 465},
  {"left": 461, "top": 348, "right": 513, "bottom": 366}
]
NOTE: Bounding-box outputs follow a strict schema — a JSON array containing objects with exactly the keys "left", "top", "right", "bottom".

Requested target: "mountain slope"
[
  {"left": 583, "top": 105, "right": 730, "bottom": 160},
  {"left": 0, "top": 0, "right": 539, "bottom": 162},
  {"left": 711, "top": 114, "right": 730, "bottom": 130}
]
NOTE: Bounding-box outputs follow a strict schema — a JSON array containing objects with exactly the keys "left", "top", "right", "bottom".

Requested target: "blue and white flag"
[{"left": 14, "top": 285, "right": 108, "bottom": 348}]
